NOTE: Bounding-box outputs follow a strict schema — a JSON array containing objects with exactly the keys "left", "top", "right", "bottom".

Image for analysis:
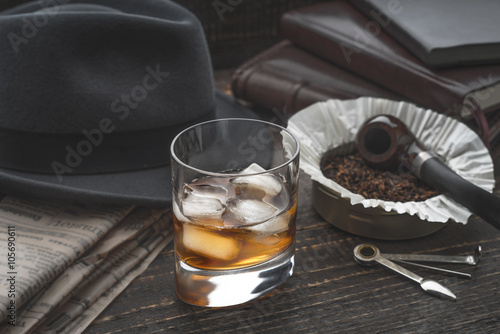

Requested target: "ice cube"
[
  {"left": 181, "top": 186, "right": 226, "bottom": 222},
  {"left": 249, "top": 211, "right": 292, "bottom": 245},
  {"left": 245, "top": 214, "right": 290, "bottom": 245},
  {"left": 239, "top": 163, "right": 266, "bottom": 175},
  {"left": 253, "top": 233, "right": 285, "bottom": 245},
  {"left": 173, "top": 200, "right": 190, "bottom": 223},
  {"left": 248, "top": 212, "right": 290, "bottom": 236},
  {"left": 183, "top": 225, "right": 240, "bottom": 260},
  {"left": 248, "top": 202, "right": 296, "bottom": 237},
  {"left": 185, "top": 182, "right": 227, "bottom": 203},
  {"left": 231, "top": 163, "right": 282, "bottom": 198},
  {"left": 226, "top": 197, "right": 278, "bottom": 224}
]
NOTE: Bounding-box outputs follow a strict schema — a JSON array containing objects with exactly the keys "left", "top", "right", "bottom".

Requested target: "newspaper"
[
  {"left": 60, "top": 229, "right": 173, "bottom": 334},
  {"left": 0, "top": 196, "right": 174, "bottom": 333}
]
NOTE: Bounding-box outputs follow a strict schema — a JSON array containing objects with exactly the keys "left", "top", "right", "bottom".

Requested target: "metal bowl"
[
  {"left": 313, "top": 143, "right": 444, "bottom": 240},
  {"left": 312, "top": 181, "right": 445, "bottom": 240},
  {"left": 287, "top": 98, "right": 495, "bottom": 240}
]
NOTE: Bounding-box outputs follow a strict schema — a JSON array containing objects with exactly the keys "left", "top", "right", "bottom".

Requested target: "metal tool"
[
  {"left": 354, "top": 244, "right": 458, "bottom": 301},
  {"left": 381, "top": 246, "right": 481, "bottom": 266},
  {"left": 391, "top": 260, "right": 471, "bottom": 279}
]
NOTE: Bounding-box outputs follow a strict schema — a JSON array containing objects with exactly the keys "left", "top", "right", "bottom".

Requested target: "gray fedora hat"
[{"left": 0, "top": 0, "right": 259, "bottom": 206}]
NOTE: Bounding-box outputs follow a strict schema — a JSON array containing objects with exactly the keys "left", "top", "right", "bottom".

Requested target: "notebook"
[{"left": 351, "top": 0, "right": 500, "bottom": 68}]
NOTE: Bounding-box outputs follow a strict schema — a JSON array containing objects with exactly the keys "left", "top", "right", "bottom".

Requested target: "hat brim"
[{"left": 0, "top": 90, "right": 262, "bottom": 207}]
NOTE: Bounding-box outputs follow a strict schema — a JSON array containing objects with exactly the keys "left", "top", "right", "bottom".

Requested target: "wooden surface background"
[
  {"left": 0, "top": 2, "right": 498, "bottom": 332},
  {"left": 86, "top": 169, "right": 500, "bottom": 333}
]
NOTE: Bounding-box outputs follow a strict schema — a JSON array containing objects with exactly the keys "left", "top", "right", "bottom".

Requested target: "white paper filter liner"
[{"left": 287, "top": 97, "right": 495, "bottom": 224}]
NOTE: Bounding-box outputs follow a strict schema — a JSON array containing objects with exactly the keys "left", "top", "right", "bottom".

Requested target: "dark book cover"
[
  {"left": 280, "top": 1, "right": 500, "bottom": 142},
  {"left": 231, "top": 40, "right": 404, "bottom": 115},
  {"left": 351, "top": 0, "right": 500, "bottom": 68}
]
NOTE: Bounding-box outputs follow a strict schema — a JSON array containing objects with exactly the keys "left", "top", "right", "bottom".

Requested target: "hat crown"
[{"left": 0, "top": 0, "right": 215, "bottom": 134}]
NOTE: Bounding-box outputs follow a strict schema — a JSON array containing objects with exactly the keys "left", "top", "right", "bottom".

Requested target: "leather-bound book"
[
  {"left": 351, "top": 0, "right": 500, "bottom": 69},
  {"left": 490, "top": 111, "right": 500, "bottom": 177},
  {"left": 231, "top": 40, "right": 404, "bottom": 115},
  {"left": 280, "top": 1, "right": 500, "bottom": 141}
]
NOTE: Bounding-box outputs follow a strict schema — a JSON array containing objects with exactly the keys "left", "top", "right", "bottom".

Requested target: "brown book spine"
[
  {"left": 231, "top": 41, "right": 309, "bottom": 114},
  {"left": 280, "top": 2, "right": 458, "bottom": 114},
  {"left": 231, "top": 41, "right": 344, "bottom": 114},
  {"left": 231, "top": 40, "right": 403, "bottom": 115}
]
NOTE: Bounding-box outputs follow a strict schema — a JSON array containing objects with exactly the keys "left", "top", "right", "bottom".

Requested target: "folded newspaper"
[{"left": 0, "top": 196, "right": 173, "bottom": 333}]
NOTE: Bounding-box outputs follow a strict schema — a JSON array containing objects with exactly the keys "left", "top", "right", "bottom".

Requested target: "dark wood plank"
[{"left": 86, "top": 171, "right": 500, "bottom": 333}]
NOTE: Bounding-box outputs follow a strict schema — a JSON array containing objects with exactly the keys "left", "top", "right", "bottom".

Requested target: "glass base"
[{"left": 175, "top": 245, "right": 294, "bottom": 307}]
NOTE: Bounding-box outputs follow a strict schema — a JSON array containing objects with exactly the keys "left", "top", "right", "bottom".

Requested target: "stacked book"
[{"left": 231, "top": 0, "right": 500, "bottom": 176}]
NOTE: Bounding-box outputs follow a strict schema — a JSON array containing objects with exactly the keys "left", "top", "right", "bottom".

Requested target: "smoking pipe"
[{"left": 356, "top": 114, "right": 500, "bottom": 230}]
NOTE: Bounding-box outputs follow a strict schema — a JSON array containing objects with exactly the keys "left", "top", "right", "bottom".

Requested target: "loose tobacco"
[{"left": 321, "top": 151, "right": 439, "bottom": 202}]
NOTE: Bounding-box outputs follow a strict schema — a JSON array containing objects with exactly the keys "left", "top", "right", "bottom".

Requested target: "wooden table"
[{"left": 86, "top": 167, "right": 500, "bottom": 333}]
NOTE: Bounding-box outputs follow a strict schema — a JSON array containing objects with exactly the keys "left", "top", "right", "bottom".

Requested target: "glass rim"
[{"left": 170, "top": 118, "right": 300, "bottom": 177}]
